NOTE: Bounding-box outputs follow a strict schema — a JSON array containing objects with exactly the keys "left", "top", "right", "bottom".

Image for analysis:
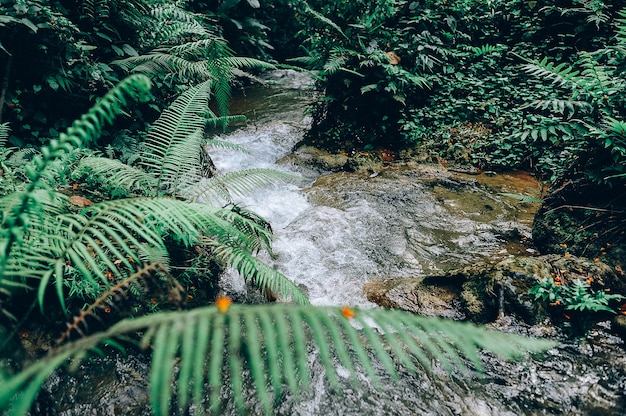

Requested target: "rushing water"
[
  {"left": 41, "top": 71, "right": 626, "bottom": 415},
  {"left": 213, "top": 71, "right": 537, "bottom": 307},
  {"left": 213, "top": 70, "right": 626, "bottom": 415}
]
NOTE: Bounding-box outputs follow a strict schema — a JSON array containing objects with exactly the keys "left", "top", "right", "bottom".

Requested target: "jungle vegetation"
[{"left": 2, "top": 0, "right": 624, "bottom": 414}]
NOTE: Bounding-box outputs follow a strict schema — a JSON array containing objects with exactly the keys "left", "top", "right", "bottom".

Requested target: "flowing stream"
[
  {"left": 214, "top": 71, "right": 537, "bottom": 307},
  {"left": 41, "top": 71, "right": 626, "bottom": 415}
]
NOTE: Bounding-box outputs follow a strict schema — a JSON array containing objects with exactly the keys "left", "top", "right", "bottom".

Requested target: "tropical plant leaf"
[
  {"left": 187, "top": 168, "right": 298, "bottom": 205},
  {"left": 0, "top": 122, "right": 9, "bottom": 147},
  {"left": 77, "top": 156, "right": 159, "bottom": 195},
  {"left": 140, "top": 79, "right": 213, "bottom": 187},
  {"left": 1, "top": 193, "right": 305, "bottom": 310},
  {"left": 303, "top": 3, "right": 348, "bottom": 40},
  {"left": 113, "top": 52, "right": 214, "bottom": 79},
  {"left": 205, "top": 138, "right": 252, "bottom": 154},
  {"left": 519, "top": 56, "right": 583, "bottom": 90},
  {"left": 0, "top": 75, "right": 153, "bottom": 283},
  {"left": 0, "top": 304, "right": 556, "bottom": 416}
]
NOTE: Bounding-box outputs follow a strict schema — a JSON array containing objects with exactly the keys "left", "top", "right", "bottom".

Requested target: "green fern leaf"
[
  {"left": 188, "top": 168, "right": 298, "bottom": 205},
  {"left": 150, "top": 4, "right": 211, "bottom": 45},
  {"left": 205, "top": 138, "right": 252, "bottom": 154},
  {"left": 520, "top": 57, "right": 583, "bottom": 90},
  {"left": 0, "top": 122, "right": 9, "bottom": 147},
  {"left": 0, "top": 75, "right": 152, "bottom": 282},
  {"left": 3, "top": 193, "right": 304, "bottom": 309},
  {"left": 207, "top": 241, "right": 309, "bottom": 306},
  {"left": 470, "top": 44, "right": 504, "bottom": 57},
  {"left": 303, "top": 3, "right": 348, "bottom": 40},
  {"left": 77, "top": 156, "right": 158, "bottom": 195},
  {"left": 578, "top": 51, "right": 619, "bottom": 100},
  {"left": 616, "top": 9, "right": 626, "bottom": 45},
  {"left": 140, "top": 80, "right": 213, "bottom": 187},
  {"left": 0, "top": 305, "right": 556, "bottom": 415},
  {"left": 113, "top": 53, "right": 213, "bottom": 79}
]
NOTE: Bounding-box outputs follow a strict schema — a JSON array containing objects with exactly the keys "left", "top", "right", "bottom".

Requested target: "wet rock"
[
  {"left": 363, "top": 279, "right": 466, "bottom": 320},
  {"left": 612, "top": 314, "right": 626, "bottom": 339},
  {"left": 43, "top": 351, "right": 152, "bottom": 416},
  {"left": 365, "top": 255, "right": 625, "bottom": 326},
  {"left": 282, "top": 145, "right": 348, "bottom": 172},
  {"left": 343, "top": 151, "right": 384, "bottom": 174},
  {"left": 423, "top": 257, "right": 551, "bottom": 324}
]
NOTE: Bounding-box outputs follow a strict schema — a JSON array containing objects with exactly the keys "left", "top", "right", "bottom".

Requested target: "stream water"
[
  {"left": 41, "top": 71, "right": 626, "bottom": 415},
  {"left": 215, "top": 71, "right": 538, "bottom": 307}
]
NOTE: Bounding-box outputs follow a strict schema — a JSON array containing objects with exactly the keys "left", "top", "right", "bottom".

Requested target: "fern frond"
[
  {"left": 140, "top": 79, "right": 212, "bottom": 187},
  {"left": 0, "top": 122, "right": 9, "bottom": 147},
  {"left": 218, "top": 56, "right": 276, "bottom": 72},
  {"left": 470, "top": 44, "right": 503, "bottom": 57},
  {"left": 578, "top": 51, "right": 620, "bottom": 100},
  {"left": 113, "top": 53, "right": 213, "bottom": 79},
  {"left": 166, "top": 38, "right": 229, "bottom": 60},
  {"left": 0, "top": 190, "right": 66, "bottom": 294},
  {"left": 1, "top": 304, "right": 556, "bottom": 416},
  {"left": 4, "top": 148, "right": 37, "bottom": 169},
  {"left": 0, "top": 75, "right": 152, "bottom": 281},
  {"left": 81, "top": 0, "right": 110, "bottom": 20},
  {"left": 207, "top": 242, "right": 309, "bottom": 306},
  {"left": 159, "top": 130, "right": 206, "bottom": 195},
  {"left": 286, "top": 55, "right": 320, "bottom": 67},
  {"left": 323, "top": 52, "right": 350, "bottom": 75},
  {"left": 20, "top": 197, "right": 168, "bottom": 310},
  {"left": 209, "top": 57, "right": 275, "bottom": 117},
  {"left": 188, "top": 168, "right": 298, "bottom": 205},
  {"left": 76, "top": 156, "right": 158, "bottom": 196},
  {"left": 3, "top": 195, "right": 303, "bottom": 310},
  {"left": 520, "top": 56, "right": 583, "bottom": 90},
  {"left": 205, "top": 138, "right": 252, "bottom": 154},
  {"left": 303, "top": 3, "right": 348, "bottom": 40},
  {"left": 150, "top": 4, "right": 210, "bottom": 45},
  {"left": 616, "top": 9, "right": 626, "bottom": 45}
]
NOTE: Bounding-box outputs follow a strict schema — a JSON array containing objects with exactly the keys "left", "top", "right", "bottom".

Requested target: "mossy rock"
[
  {"left": 282, "top": 145, "right": 349, "bottom": 172},
  {"left": 365, "top": 255, "right": 623, "bottom": 325},
  {"left": 363, "top": 278, "right": 465, "bottom": 320}
]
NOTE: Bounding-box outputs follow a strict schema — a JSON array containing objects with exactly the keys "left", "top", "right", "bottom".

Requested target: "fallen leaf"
[{"left": 69, "top": 195, "right": 93, "bottom": 207}]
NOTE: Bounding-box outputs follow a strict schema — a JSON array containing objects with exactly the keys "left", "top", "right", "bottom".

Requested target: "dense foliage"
[
  {"left": 0, "top": 1, "right": 559, "bottom": 415},
  {"left": 0, "top": 0, "right": 282, "bottom": 147},
  {"left": 292, "top": 0, "right": 626, "bottom": 186}
]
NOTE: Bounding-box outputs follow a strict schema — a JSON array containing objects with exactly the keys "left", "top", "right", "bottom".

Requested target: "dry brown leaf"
[
  {"left": 69, "top": 195, "right": 93, "bottom": 207},
  {"left": 385, "top": 51, "right": 401, "bottom": 65}
]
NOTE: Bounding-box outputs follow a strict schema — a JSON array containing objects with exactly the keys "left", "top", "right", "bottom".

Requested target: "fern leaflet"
[{"left": 0, "top": 304, "right": 556, "bottom": 416}]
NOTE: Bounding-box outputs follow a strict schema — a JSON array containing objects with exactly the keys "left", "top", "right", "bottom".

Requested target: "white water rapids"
[{"left": 211, "top": 70, "right": 532, "bottom": 307}]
